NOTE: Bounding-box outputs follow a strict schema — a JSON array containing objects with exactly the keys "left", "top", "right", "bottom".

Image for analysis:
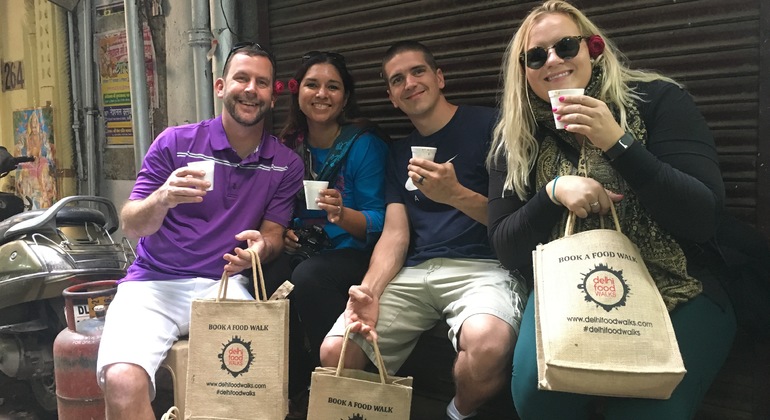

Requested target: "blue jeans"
[{"left": 512, "top": 292, "right": 736, "bottom": 420}]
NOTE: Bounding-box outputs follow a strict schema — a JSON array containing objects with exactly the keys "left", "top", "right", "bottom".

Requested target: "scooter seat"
[{"left": 0, "top": 207, "right": 106, "bottom": 242}]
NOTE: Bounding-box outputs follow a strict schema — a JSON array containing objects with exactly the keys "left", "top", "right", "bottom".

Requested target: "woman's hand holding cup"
[
  {"left": 549, "top": 91, "right": 625, "bottom": 150},
  {"left": 316, "top": 188, "right": 345, "bottom": 224}
]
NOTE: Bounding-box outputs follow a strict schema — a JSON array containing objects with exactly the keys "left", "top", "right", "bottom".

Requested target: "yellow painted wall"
[{"left": 0, "top": 0, "right": 75, "bottom": 205}]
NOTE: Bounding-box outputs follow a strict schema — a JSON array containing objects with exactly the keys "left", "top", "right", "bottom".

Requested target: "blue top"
[
  {"left": 386, "top": 105, "right": 498, "bottom": 266},
  {"left": 294, "top": 129, "right": 388, "bottom": 250},
  {"left": 124, "top": 116, "right": 304, "bottom": 282}
]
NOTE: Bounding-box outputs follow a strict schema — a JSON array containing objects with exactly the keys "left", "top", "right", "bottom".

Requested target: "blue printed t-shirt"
[
  {"left": 386, "top": 105, "right": 497, "bottom": 267},
  {"left": 294, "top": 130, "right": 388, "bottom": 250},
  {"left": 123, "top": 116, "right": 304, "bottom": 282}
]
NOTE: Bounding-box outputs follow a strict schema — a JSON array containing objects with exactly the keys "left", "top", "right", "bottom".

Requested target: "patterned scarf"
[
  {"left": 530, "top": 66, "right": 700, "bottom": 310},
  {"left": 293, "top": 124, "right": 366, "bottom": 187}
]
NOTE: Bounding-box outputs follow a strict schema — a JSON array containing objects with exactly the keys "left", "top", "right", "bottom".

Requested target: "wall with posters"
[
  {"left": 0, "top": 0, "right": 75, "bottom": 207},
  {"left": 96, "top": 24, "right": 159, "bottom": 146},
  {"left": 13, "top": 107, "right": 57, "bottom": 208}
]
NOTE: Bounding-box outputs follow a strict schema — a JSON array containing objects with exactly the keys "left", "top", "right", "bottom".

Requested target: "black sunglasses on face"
[
  {"left": 301, "top": 51, "right": 346, "bottom": 65},
  {"left": 520, "top": 36, "right": 585, "bottom": 70}
]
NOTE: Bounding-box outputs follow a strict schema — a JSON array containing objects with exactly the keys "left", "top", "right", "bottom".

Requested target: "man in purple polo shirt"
[{"left": 96, "top": 43, "right": 303, "bottom": 420}]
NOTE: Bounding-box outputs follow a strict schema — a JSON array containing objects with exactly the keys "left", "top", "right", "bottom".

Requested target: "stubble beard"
[
  {"left": 224, "top": 94, "right": 269, "bottom": 127},
  {"left": 403, "top": 97, "right": 434, "bottom": 120}
]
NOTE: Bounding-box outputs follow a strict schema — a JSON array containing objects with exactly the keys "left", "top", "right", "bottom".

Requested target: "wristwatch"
[{"left": 604, "top": 133, "right": 634, "bottom": 161}]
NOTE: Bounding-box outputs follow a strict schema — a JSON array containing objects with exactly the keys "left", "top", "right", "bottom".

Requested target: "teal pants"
[{"left": 512, "top": 292, "right": 736, "bottom": 420}]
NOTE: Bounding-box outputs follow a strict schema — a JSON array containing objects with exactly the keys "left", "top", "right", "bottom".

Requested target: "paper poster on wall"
[
  {"left": 13, "top": 107, "right": 57, "bottom": 209},
  {"left": 97, "top": 24, "right": 158, "bottom": 145}
]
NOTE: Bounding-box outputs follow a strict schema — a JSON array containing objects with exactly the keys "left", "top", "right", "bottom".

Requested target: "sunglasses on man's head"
[
  {"left": 301, "top": 51, "right": 346, "bottom": 65},
  {"left": 520, "top": 36, "right": 586, "bottom": 70},
  {"left": 224, "top": 41, "right": 275, "bottom": 69}
]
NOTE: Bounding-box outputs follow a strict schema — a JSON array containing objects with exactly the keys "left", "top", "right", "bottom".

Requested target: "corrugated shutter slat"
[{"left": 266, "top": 0, "right": 762, "bottom": 227}]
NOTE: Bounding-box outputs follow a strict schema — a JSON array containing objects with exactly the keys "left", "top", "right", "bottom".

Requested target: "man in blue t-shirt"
[
  {"left": 96, "top": 44, "right": 303, "bottom": 420},
  {"left": 321, "top": 41, "right": 527, "bottom": 420}
]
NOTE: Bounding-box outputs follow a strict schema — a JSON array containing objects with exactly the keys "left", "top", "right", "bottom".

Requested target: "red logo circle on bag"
[
  {"left": 578, "top": 264, "right": 629, "bottom": 312},
  {"left": 218, "top": 336, "right": 255, "bottom": 378}
]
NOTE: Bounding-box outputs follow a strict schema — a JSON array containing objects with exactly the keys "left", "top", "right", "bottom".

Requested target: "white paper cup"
[
  {"left": 548, "top": 88, "right": 585, "bottom": 129},
  {"left": 187, "top": 160, "right": 215, "bottom": 191},
  {"left": 303, "top": 180, "right": 329, "bottom": 210},
  {"left": 411, "top": 146, "right": 437, "bottom": 161}
]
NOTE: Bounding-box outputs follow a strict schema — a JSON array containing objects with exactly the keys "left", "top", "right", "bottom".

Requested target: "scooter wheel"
[{"left": 30, "top": 373, "right": 57, "bottom": 414}]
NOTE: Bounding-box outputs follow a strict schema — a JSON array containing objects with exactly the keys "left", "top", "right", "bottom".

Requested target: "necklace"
[
  {"left": 307, "top": 125, "right": 342, "bottom": 179},
  {"left": 308, "top": 125, "right": 341, "bottom": 149}
]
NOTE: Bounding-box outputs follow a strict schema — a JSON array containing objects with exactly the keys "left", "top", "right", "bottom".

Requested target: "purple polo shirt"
[{"left": 122, "top": 116, "right": 303, "bottom": 282}]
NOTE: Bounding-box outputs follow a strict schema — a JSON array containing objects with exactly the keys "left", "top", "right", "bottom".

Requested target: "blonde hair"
[{"left": 488, "top": 0, "right": 679, "bottom": 199}]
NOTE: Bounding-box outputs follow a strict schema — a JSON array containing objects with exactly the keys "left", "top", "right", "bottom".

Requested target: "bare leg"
[
  {"left": 103, "top": 363, "right": 155, "bottom": 420},
  {"left": 319, "top": 335, "right": 369, "bottom": 369},
  {"left": 452, "top": 314, "right": 516, "bottom": 416}
]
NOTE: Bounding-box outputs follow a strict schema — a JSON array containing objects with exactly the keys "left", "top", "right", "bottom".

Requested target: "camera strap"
[{"left": 301, "top": 124, "right": 369, "bottom": 188}]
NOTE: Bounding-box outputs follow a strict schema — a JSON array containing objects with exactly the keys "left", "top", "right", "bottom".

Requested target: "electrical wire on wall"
[{"left": 219, "top": 0, "right": 240, "bottom": 38}]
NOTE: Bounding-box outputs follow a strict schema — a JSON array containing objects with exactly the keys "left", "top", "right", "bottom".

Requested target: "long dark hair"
[{"left": 280, "top": 52, "right": 363, "bottom": 149}]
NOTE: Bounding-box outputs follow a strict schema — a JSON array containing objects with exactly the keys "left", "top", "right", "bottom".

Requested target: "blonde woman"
[{"left": 487, "top": 1, "right": 735, "bottom": 418}]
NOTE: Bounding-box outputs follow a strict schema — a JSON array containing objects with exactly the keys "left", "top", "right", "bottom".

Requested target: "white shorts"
[
  {"left": 327, "top": 258, "right": 528, "bottom": 373},
  {"left": 96, "top": 276, "right": 252, "bottom": 399}
]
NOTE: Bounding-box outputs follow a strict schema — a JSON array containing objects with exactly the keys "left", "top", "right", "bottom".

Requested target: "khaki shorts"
[
  {"left": 327, "top": 258, "right": 527, "bottom": 373},
  {"left": 96, "top": 276, "right": 252, "bottom": 398}
]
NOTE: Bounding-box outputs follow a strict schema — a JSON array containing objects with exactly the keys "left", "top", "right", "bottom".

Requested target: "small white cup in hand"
[
  {"left": 410, "top": 146, "right": 437, "bottom": 161},
  {"left": 303, "top": 180, "right": 329, "bottom": 210},
  {"left": 405, "top": 146, "right": 437, "bottom": 191},
  {"left": 548, "top": 88, "right": 585, "bottom": 129},
  {"left": 187, "top": 160, "right": 215, "bottom": 191}
]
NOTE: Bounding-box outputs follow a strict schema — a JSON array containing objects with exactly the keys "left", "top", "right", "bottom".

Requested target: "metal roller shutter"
[{"left": 265, "top": 0, "right": 766, "bottom": 231}]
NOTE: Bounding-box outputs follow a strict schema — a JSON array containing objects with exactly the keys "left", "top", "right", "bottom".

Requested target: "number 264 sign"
[{"left": 2, "top": 60, "right": 25, "bottom": 92}]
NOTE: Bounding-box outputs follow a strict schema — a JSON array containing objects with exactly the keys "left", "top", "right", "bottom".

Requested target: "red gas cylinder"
[{"left": 53, "top": 280, "right": 118, "bottom": 420}]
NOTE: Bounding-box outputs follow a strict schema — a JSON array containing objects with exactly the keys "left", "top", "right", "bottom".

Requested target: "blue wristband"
[{"left": 552, "top": 176, "right": 561, "bottom": 204}]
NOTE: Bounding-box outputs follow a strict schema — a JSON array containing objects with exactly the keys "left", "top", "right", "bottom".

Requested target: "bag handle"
[
  {"left": 336, "top": 324, "right": 388, "bottom": 384},
  {"left": 216, "top": 248, "right": 268, "bottom": 302},
  {"left": 564, "top": 200, "right": 621, "bottom": 237},
  {"left": 160, "top": 406, "right": 179, "bottom": 420},
  {"left": 563, "top": 141, "right": 621, "bottom": 237}
]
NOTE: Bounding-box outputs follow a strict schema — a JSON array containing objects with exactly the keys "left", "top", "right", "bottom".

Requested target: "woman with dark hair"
[
  {"left": 266, "top": 50, "right": 389, "bottom": 418},
  {"left": 280, "top": 51, "right": 362, "bottom": 144}
]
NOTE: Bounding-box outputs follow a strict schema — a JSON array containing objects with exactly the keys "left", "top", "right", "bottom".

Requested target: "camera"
[{"left": 288, "top": 224, "right": 331, "bottom": 268}]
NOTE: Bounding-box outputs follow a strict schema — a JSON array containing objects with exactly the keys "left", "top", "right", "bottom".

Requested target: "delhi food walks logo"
[
  {"left": 218, "top": 336, "right": 254, "bottom": 378},
  {"left": 577, "top": 263, "right": 629, "bottom": 312},
  {"left": 342, "top": 415, "right": 366, "bottom": 420}
]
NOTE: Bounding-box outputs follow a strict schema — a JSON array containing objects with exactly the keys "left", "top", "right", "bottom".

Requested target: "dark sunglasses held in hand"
[{"left": 520, "top": 36, "right": 586, "bottom": 70}]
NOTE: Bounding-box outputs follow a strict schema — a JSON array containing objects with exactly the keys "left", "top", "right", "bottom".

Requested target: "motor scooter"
[{"left": 0, "top": 146, "right": 133, "bottom": 413}]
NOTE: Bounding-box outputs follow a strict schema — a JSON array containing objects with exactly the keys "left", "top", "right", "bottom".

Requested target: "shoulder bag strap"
[{"left": 313, "top": 124, "right": 368, "bottom": 188}]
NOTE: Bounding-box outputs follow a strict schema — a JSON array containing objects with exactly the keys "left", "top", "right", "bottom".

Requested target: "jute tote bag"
[
  {"left": 185, "top": 249, "right": 289, "bottom": 419},
  {"left": 534, "top": 204, "right": 686, "bottom": 399},
  {"left": 307, "top": 325, "right": 413, "bottom": 420}
]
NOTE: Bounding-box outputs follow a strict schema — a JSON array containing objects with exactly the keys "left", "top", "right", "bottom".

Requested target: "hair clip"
[
  {"left": 588, "top": 35, "right": 605, "bottom": 59},
  {"left": 288, "top": 78, "right": 299, "bottom": 94},
  {"left": 274, "top": 80, "right": 285, "bottom": 94}
]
